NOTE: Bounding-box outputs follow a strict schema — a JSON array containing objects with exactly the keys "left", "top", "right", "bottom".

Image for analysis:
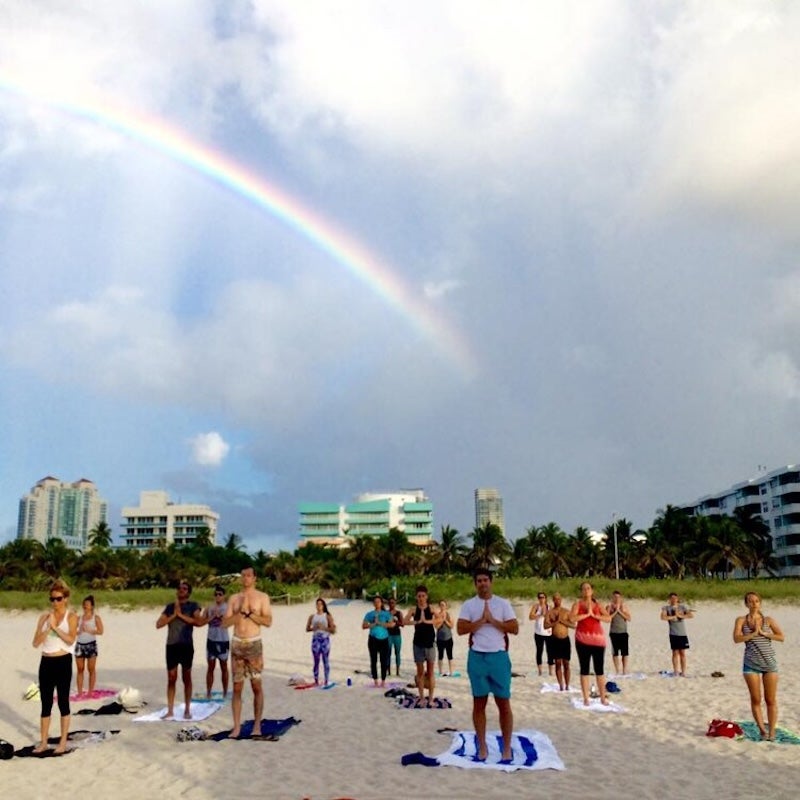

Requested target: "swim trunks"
[
  {"left": 232, "top": 636, "right": 263, "bottom": 683},
  {"left": 207, "top": 640, "right": 230, "bottom": 662}
]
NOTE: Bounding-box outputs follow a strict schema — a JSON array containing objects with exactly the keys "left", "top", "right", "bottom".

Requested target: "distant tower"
[{"left": 475, "top": 488, "right": 504, "bottom": 533}]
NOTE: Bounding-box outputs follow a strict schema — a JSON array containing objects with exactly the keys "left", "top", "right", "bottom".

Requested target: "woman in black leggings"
[{"left": 32, "top": 579, "right": 78, "bottom": 753}]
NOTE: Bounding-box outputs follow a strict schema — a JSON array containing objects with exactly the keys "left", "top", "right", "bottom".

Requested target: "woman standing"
[
  {"left": 733, "top": 592, "right": 784, "bottom": 740},
  {"left": 75, "top": 595, "right": 104, "bottom": 697},
  {"left": 570, "top": 581, "right": 611, "bottom": 706},
  {"left": 529, "top": 592, "right": 553, "bottom": 677},
  {"left": 32, "top": 580, "right": 78, "bottom": 753},
  {"left": 436, "top": 600, "right": 454, "bottom": 676},
  {"left": 306, "top": 598, "right": 336, "bottom": 685},
  {"left": 362, "top": 595, "right": 393, "bottom": 687}
]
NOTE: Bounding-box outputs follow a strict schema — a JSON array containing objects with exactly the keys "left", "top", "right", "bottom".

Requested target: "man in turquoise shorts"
[{"left": 457, "top": 568, "right": 519, "bottom": 761}]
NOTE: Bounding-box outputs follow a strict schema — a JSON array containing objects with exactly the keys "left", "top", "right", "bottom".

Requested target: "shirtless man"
[
  {"left": 544, "top": 592, "right": 574, "bottom": 691},
  {"left": 223, "top": 566, "right": 272, "bottom": 738}
]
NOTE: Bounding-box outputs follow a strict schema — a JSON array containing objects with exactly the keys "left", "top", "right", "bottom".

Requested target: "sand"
[{"left": 1, "top": 597, "right": 798, "bottom": 800}]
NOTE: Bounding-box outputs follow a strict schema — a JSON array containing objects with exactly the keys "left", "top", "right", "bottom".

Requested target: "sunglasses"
[{"left": 50, "top": 596, "right": 64, "bottom": 602}]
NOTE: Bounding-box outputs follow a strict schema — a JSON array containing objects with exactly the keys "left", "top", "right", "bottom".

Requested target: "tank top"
[
  {"left": 533, "top": 604, "right": 551, "bottom": 636},
  {"left": 575, "top": 601, "right": 606, "bottom": 647},
  {"left": 609, "top": 607, "right": 628, "bottom": 634},
  {"left": 77, "top": 613, "right": 98, "bottom": 644},
  {"left": 311, "top": 612, "right": 330, "bottom": 639},
  {"left": 41, "top": 613, "right": 74, "bottom": 655},
  {"left": 742, "top": 617, "right": 778, "bottom": 672},
  {"left": 413, "top": 605, "right": 436, "bottom": 648}
]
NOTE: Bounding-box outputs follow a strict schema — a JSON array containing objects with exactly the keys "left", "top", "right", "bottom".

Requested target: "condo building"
[
  {"left": 17, "top": 476, "right": 108, "bottom": 550},
  {"left": 299, "top": 489, "right": 434, "bottom": 548},
  {"left": 120, "top": 490, "right": 218, "bottom": 551},
  {"left": 475, "top": 487, "right": 504, "bottom": 533},
  {"left": 681, "top": 464, "right": 800, "bottom": 578}
]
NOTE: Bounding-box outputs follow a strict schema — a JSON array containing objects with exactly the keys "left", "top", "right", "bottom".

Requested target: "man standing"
[
  {"left": 224, "top": 566, "right": 272, "bottom": 738},
  {"left": 660, "top": 592, "right": 693, "bottom": 676},
  {"left": 457, "top": 569, "right": 519, "bottom": 761},
  {"left": 156, "top": 580, "right": 203, "bottom": 719},
  {"left": 198, "top": 584, "right": 230, "bottom": 698},
  {"left": 544, "top": 592, "right": 574, "bottom": 691},
  {"left": 607, "top": 590, "right": 632, "bottom": 675},
  {"left": 404, "top": 585, "right": 439, "bottom": 707}
]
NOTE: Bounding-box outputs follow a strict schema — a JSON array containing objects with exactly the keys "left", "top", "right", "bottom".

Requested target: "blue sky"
[{"left": 2, "top": 2, "right": 800, "bottom": 553}]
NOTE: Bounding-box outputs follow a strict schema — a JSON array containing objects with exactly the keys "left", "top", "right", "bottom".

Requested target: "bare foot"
[
  {"left": 53, "top": 745, "right": 67, "bottom": 755},
  {"left": 161, "top": 709, "right": 175, "bottom": 719},
  {"left": 33, "top": 743, "right": 49, "bottom": 754},
  {"left": 230, "top": 727, "right": 241, "bottom": 739},
  {"left": 601, "top": 698, "right": 610, "bottom": 706},
  {"left": 183, "top": 709, "right": 193, "bottom": 720}
]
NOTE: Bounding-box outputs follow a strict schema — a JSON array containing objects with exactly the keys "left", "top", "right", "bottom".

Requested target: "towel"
[
  {"left": 540, "top": 683, "right": 580, "bottom": 694},
  {"left": 132, "top": 702, "right": 221, "bottom": 722},
  {"left": 403, "top": 729, "right": 565, "bottom": 772},
  {"left": 571, "top": 697, "right": 626, "bottom": 712},
  {"left": 209, "top": 716, "right": 301, "bottom": 741}
]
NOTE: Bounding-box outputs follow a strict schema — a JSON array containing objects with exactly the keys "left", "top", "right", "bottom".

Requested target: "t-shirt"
[
  {"left": 663, "top": 604, "right": 689, "bottom": 637},
  {"left": 413, "top": 605, "right": 436, "bottom": 648},
  {"left": 364, "top": 609, "right": 393, "bottom": 640},
  {"left": 163, "top": 601, "right": 200, "bottom": 646},
  {"left": 205, "top": 602, "right": 229, "bottom": 643},
  {"left": 458, "top": 595, "right": 515, "bottom": 653}
]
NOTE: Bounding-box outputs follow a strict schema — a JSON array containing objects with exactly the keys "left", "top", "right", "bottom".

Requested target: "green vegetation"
[{"left": 1, "top": 507, "right": 795, "bottom": 610}]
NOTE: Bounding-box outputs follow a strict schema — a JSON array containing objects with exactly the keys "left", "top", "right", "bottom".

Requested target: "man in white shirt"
[{"left": 457, "top": 568, "right": 519, "bottom": 761}]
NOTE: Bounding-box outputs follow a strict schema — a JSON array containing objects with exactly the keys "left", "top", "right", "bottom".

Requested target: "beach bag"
[
  {"left": 0, "top": 739, "right": 14, "bottom": 760},
  {"left": 706, "top": 719, "right": 743, "bottom": 738}
]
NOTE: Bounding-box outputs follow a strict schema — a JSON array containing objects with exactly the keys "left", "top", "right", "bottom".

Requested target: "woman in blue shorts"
[{"left": 733, "top": 592, "right": 784, "bottom": 740}]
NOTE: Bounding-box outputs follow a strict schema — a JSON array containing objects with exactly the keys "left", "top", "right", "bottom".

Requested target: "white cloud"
[{"left": 190, "top": 431, "right": 230, "bottom": 467}]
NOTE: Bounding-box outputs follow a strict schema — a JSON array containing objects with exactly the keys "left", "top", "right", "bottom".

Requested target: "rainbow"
[{"left": 0, "top": 75, "right": 476, "bottom": 377}]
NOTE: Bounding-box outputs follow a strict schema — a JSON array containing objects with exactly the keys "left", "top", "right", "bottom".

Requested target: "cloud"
[{"left": 189, "top": 432, "right": 231, "bottom": 467}]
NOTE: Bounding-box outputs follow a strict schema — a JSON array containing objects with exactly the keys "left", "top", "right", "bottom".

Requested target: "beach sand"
[{"left": 2, "top": 598, "right": 798, "bottom": 800}]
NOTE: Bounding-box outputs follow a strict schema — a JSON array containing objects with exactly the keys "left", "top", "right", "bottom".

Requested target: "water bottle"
[{"left": 346, "top": 677, "right": 352, "bottom": 687}]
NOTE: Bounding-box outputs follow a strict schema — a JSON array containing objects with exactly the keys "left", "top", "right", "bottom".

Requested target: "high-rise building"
[
  {"left": 17, "top": 476, "right": 108, "bottom": 550},
  {"left": 299, "top": 489, "right": 434, "bottom": 548},
  {"left": 120, "top": 490, "right": 219, "bottom": 551},
  {"left": 681, "top": 464, "right": 800, "bottom": 578},
  {"left": 475, "top": 488, "right": 504, "bottom": 533}
]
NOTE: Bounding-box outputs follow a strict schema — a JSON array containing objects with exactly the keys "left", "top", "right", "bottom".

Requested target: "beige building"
[
  {"left": 475, "top": 487, "right": 505, "bottom": 533},
  {"left": 121, "top": 490, "right": 219, "bottom": 551},
  {"left": 17, "top": 476, "right": 108, "bottom": 550}
]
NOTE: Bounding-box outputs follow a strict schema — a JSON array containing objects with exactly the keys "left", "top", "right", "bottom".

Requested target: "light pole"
[{"left": 612, "top": 512, "right": 619, "bottom": 581}]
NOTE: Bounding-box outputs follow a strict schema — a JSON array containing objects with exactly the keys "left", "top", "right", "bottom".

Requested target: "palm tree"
[
  {"left": 571, "top": 525, "right": 601, "bottom": 576},
  {"left": 192, "top": 526, "right": 213, "bottom": 549},
  {"left": 88, "top": 521, "right": 113, "bottom": 549},
  {"left": 536, "top": 522, "right": 572, "bottom": 578},
  {"left": 223, "top": 532, "right": 245, "bottom": 552},
  {"left": 434, "top": 525, "right": 467, "bottom": 574},
  {"left": 467, "top": 522, "right": 511, "bottom": 572},
  {"left": 701, "top": 516, "right": 748, "bottom": 578}
]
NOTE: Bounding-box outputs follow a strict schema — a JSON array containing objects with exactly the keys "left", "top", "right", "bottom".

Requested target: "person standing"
[
  {"left": 606, "top": 590, "right": 631, "bottom": 675},
  {"left": 436, "top": 599, "right": 455, "bottom": 676},
  {"left": 733, "top": 591, "right": 784, "bottom": 740},
  {"left": 529, "top": 592, "right": 553, "bottom": 677},
  {"left": 660, "top": 592, "right": 693, "bottom": 676},
  {"left": 404, "top": 585, "right": 439, "bottom": 706},
  {"left": 457, "top": 569, "right": 519, "bottom": 762},
  {"left": 198, "top": 585, "right": 230, "bottom": 698},
  {"left": 570, "top": 581, "right": 612, "bottom": 706},
  {"left": 544, "top": 592, "right": 574, "bottom": 691},
  {"left": 32, "top": 580, "right": 78, "bottom": 753},
  {"left": 306, "top": 597, "right": 336, "bottom": 686},
  {"left": 387, "top": 597, "right": 404, "bottom": 676},
  {"left": 156, "top": 580, "right": 203, "bottom": 719},
  {"left": 362, "top": 595, "right": 393, "bottom": 687},
  {"left": 223, "top": 566, "right": 272, "bottom": 738},
  {"left": 75, "top": 594, "right": 104, "bottom": 697}
]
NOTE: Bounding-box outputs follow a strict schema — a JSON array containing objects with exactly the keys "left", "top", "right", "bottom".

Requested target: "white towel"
[
  {"left": 540, "top": 682, "right": 580, "bottom": 694},
  {"left": 435, "top": 729, "right": 565, "bottom": 772},
  {"left": 132, "top": 702, "right": 221, "bottom": 722},
  {"left": 571, "top": 697, "right": 626, "bottom": 712}
]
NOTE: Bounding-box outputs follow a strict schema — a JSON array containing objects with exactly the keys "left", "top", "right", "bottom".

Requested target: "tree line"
[{"left": 0, "top": 504, "right": 775, "bottom": 595}]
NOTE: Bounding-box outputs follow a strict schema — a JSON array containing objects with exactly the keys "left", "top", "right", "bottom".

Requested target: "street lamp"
[{"left": 612, "top": 512, "right": 619, "bottom": 580}]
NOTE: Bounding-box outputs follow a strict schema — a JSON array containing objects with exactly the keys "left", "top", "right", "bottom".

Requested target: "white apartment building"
[
  {"left": 682, "top": 464, "right": 800, "bottom": 577},
  {"left": 299, "top": 489, "right": 434, "bottom": 548},
  {"left": 475, "top": 487, "right": 504, "bottom": 533},
  {"left": 17, "top": 476, "right": 108, "bottom": 550},
  {"left": 120, "top": 490, "right": 219, "bottom": 551}
]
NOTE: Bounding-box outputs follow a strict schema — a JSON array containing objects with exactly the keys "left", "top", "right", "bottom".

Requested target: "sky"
[{"left": 2, "top": 1, "right": 800, "bottom": 553}]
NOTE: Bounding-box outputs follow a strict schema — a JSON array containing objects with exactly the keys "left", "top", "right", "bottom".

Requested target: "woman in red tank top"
[{"left": 570, "top": 581, "right": 612, "bottom": 706}]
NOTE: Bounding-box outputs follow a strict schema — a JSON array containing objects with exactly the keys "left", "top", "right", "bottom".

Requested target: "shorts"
[
  {"left": 207, "top": 640, "right": 230, "bottom": 661},
  {"left": 232, "top": 636, "right": 263, "bottom": 683},
  {"left": 743, "top": 664, "right": 777, "bottom": 675},
  {"left": 413, "top": 644, "right": 436, "bottom": 664},
  {"left": 549, "top": 635, "right": 571, "bottom": 661},
  {"left": 166, "top": 642, "right": 194, "bottom": 671},
  {"left": 609, "top": 632, "right": 629, "bottom": 657},
  {"left": 467, "top": 650, "right": 512, "bottom": 699},
  {"left": 669, "top": 634, "right": 690, "bottom": 651},
  {"left": 75, "top": 640, "right": 98, "bottom": 659}
]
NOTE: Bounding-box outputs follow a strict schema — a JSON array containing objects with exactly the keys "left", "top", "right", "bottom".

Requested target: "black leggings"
[
  {"left": 575, "top": 642, "right": 605, "bottom": 677},
  {"left": 39, "top": 653, "right": 72, "bottom": 717},
  {"left": 368, "top": 636, "right": 390, "bottom": 681},
  {"left": 437, "top": 639, "right": 453, "bottom": 661},
  {"left": 534, "top": 633, "right": 554, "bottom": 666}
]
